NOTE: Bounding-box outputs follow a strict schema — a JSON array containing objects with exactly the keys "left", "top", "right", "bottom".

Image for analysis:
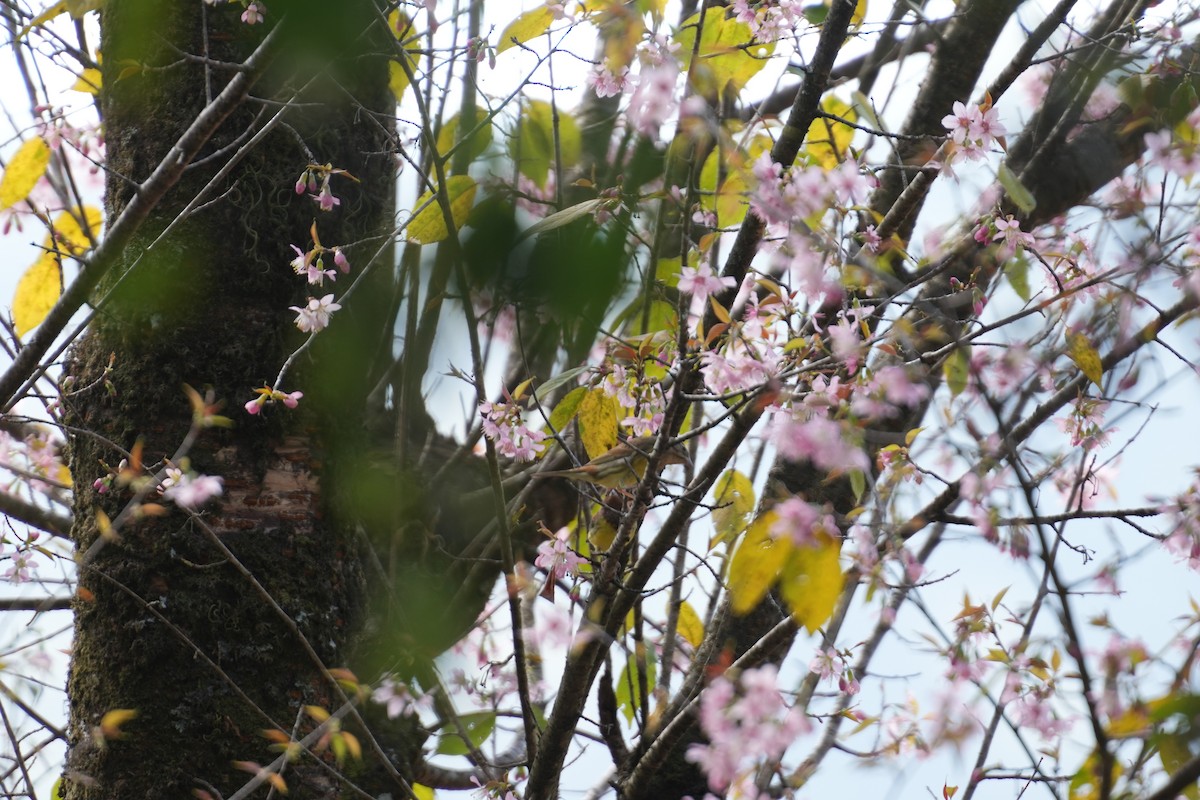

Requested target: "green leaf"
[
  {"left": 944, "top": 345, "right": 971, "bottom": 398},
  {"left": 537, "top": 366, "right": 590, "bottom": 399},
  {"left": 1004, "top": 254, "right": 1030, "bottom": 301},
  {"left": 614, "top": 652, "right": 657, "bottom": 723},
  {"left": 997, "top": 161, "right": 1037, "bottom": 213},
  {"left": 436, "top": 711, "right": 496, "bottom": 755},
  {"left": 728, "top": 512, "right": 792, "bottom": 615},
  {"left": 548, "top": 386, "right": 587, "bottom": 433},
  {"left": 1158, "top": 734, "right": 1200, "bottom": 800},
  {"left": 508, "top": 98, "right": 581, "bottom": 188},
  {"left": 514, "top": 199, "right": 604, "bottom": 245},
  {"left": 1067, "top": 332, "right": 1103, "bottom": 388},
  {"left": 849, "top": 469, "right": 866, "bottom": 503}
]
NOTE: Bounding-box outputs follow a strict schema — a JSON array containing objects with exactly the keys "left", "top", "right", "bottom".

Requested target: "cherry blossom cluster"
[
  {"left": 0, "top": 428, "right": 67, "bottom": 498},
  {"left": 372, "top": 675, "right": 434, "bottom": 720},
  {"left": 730, "top": 0, "right": 805, "bottom": 44},
  {"left": 290, "top": 237, "right": 349, "bottom": 287},
  {"left": 769, "top": 496, "right": 838, "bottom": 548},
  {"left": 808, "top": 646, "right": 860, "bottom": 696},
  {"left": 534, "top": 526, "right": 586, "bottom": 587},
  {"left": 160, "top": 465, "right": 224, "bottom": 510},
  {"left": 2, "top": 532, "right": 41, "bottom": 584},
  {"left": 974, "top": 212, "right": 1035, "bottom": 259},
  {"left": 625, "top": 42, "right": 680, "bottom": 136},
  {"left": 295, "top": 163, "right": 356, "bottom": 213},
  {"left": 699, "top": 294, "right": 785, "bottom": 394},
  {"left": 1055, "top": 396, "right": 1112, "bottom": 450},
  {"left": 941, "top": 100, "right": 1006, "bottom": 163},
  {"left": 243, "top": 166, "right": 358, "bottom": 415},
  {"left": 1000, "top": 655, "right": 1074, "bottom": 742},
  {"left": 1143, "top": 107, "right": 1200, "bottom": 181},
  {"left": 686, "top": 664, "right": 809, "bottom": 793},
  {"left": 750, "top": 153, "right": 874, "bottom": 233},
  {"left": 602, "top": 363, "right": 669, "bottom": 437},
  {"left": 1093, "top": 634, "right": 1149, "bottom": 721},
  {"left": 479, "top": 400, "right": 547, "bottom": 462},
  {"left": 1162, "top": 472, "right": 1200, "bottom": 570}
]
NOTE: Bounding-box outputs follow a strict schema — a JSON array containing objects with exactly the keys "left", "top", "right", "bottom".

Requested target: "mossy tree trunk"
[{"left": 61, "top": 1, "right": 396, "bottom": 797}]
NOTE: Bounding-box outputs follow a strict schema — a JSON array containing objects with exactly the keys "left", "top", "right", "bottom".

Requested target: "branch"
[
  {"left": 0, "top": 596, "right": 71, "bottom": 612},
  {"left": 710, "top": 0, "right": 859, "bottom": 320},
  {"left": 0, "top": 491, "right": 71, "bottom": 539}
]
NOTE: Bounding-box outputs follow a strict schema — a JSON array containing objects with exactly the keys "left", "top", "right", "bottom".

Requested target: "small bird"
[{"left": 535, "top": 436, "right": 691, "bottom": 489}]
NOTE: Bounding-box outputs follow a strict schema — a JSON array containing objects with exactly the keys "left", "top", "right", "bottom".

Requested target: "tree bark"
[{"left": 62, "top": 1, "right": 395, "bottom": 797}]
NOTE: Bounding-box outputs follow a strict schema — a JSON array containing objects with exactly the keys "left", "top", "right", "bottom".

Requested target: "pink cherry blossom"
[
  {"left": 290, "top": 294, "right": 341, "bottom": 333},
  {"left": 535, "top": 527, "right": 586, "bottom": 582},
  {"left": 677, "top": 263, "right": 736, "bottom": 300},
  {"left": 241, "top": 1, "right": 264, "bottom": 24},
  {"left": 163, "top": 473, "right": 224, "bottom": 510}
]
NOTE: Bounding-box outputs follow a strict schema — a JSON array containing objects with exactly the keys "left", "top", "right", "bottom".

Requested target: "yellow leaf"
[
  {"left": 1105, "top": 707, "right": 1150, "bottom": 738},
  {"left": 509, "top": 98, "right": 581, "bottom": 188},
  {"left": 1067, "top": 332, "right": 1103, "bottom": 388},
  {"left": 99, "top": 708, "right": 138, "bottom": 739},
  {"left": 698, "top": 131, "right": 771, "bottom": 228},
  {"left": 851, "top": 0, "right": 868, "bottom": 30},
  {"left": 728, "top": 512, "right": 792, "bottom": 615},
  {"left": 16, "top": 0, "right": 66, "bottom": 40},
  {"left": 588, "top": 514, "right": 617, "bottom": 552},
  {"left": 0, "top": 137, "right": 51, "bottom": 210},
  {"left": 779, "top": 532, "right": 843, "bottom": 633},
  {"left": 709, "top": 295, "right": 731, "bottom": 323},
  {"left": 305, "top": 704, "right": 330, "bottom": 723},
  {"left": 406, "top": 175, "right": 477, "bottom": 244},
  {"left": 388, "top": 61, "right": 411, "bottom": 104},
  {"left": 805, "top": 95, "right": 857, "bottom": 170},
  {"left": 387, "top": 11, "right": 419, "bottom": 103},
  {"left": 72, "top": 67, "right": 102, "bottom": 95},
  {"left": 496, "top": 5, "right": 555, "bottom": 54},
  {"left": 13, "top": 253, "right": 61, "bottom": 337},
  {"left": 577, "top": 388, "right": 619, "bottom": 460},
  {"left": 49, "top": 206, "right": 102, "bottom": 256},
  {"left": 675, "top": 12, "right": 774, "bottom": 97},
  {"left": 341, "top": 730, "right": 362, "bottom": 761},
  {"left": 676, "top": 600, "right": 704, "bottom": 648},
  {"left": 712, "top": 469, "right": 755, "bottom": 545},
  {"left": 413, "top": 784, "right": 436, "bottom": 800}
]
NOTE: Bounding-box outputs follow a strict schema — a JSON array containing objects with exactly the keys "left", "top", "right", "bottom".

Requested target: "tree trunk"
[{"left": 62, "top": 1, "right": 395, "bottom": 797}]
